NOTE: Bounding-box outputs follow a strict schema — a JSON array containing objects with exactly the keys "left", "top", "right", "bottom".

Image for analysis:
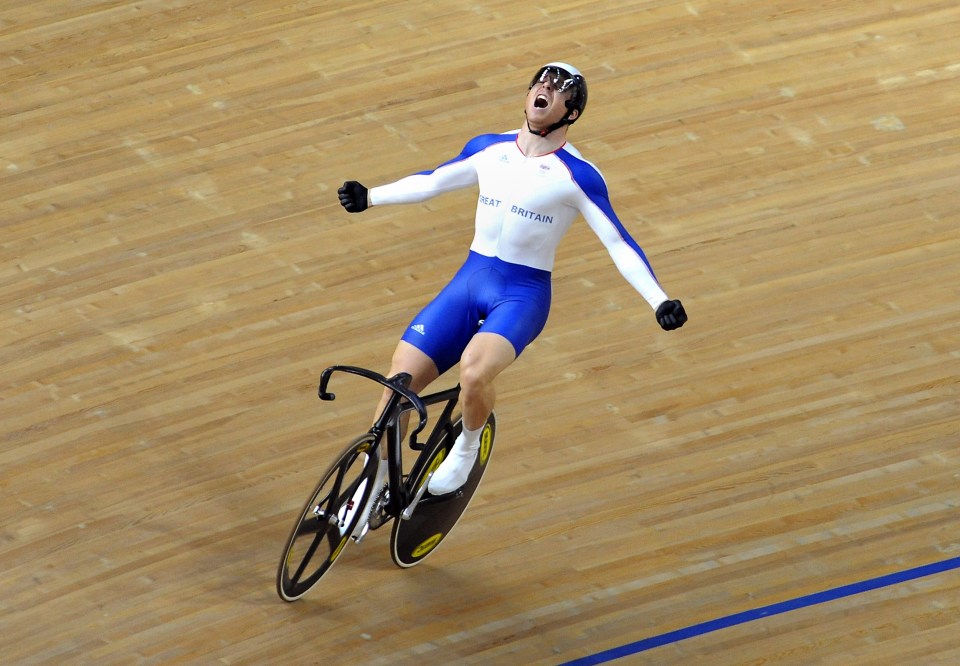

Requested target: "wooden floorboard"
[{"left": 2, "top": 1, "right": 958, "bottom": 664}]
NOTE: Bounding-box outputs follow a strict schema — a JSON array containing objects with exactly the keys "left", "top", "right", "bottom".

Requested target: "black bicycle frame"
[{"left": 317, "top": 365, "right": 461, "bottom": 515}]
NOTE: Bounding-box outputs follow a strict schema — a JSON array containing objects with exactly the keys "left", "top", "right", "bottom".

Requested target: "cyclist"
[{"left": 338, "top": 62, "right": 687, "bottom": 500}]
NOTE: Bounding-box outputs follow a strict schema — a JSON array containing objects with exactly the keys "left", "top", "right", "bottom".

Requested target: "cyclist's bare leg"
[
  {"left": 428, "top": 332, "right": 515, "bottom": 494},
  {"left": 350, "top": 342, "right": 441, "bottom": 540},
  {"left": 458, "top": 332, "right": 516, "bottom": 430},
  {"left": 372, "top": 341, "right": 440, "bottom": 458}
]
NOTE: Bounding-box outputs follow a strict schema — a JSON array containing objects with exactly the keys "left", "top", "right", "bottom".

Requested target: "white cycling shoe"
[{"left": 427, "top": 432, "right": 479, "bottom": 495}]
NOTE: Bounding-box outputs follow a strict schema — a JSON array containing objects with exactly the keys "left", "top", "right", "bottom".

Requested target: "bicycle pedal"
[{"left": 423, "top": 489, "right": 463, "bottom": 503}]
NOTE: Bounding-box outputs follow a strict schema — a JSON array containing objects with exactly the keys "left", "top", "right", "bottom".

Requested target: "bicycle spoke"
[
  {"left": 290, "top": 529, "right": 325, "bottom": 586},
  {"left": 293, "top": 512, "right": 323, "bottom": 537}
]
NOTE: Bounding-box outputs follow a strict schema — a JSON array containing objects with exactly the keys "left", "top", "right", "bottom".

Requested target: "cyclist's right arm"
[{"left": 368, "top": 135, "right": 497, "bottom": 206}]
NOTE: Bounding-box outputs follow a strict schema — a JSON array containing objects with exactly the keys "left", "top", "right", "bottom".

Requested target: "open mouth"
[{"left": 534, "top": 94, "right": 549, "bottom": 109}]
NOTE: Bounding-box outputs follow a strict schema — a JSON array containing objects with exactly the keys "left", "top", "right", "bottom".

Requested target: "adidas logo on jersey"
[{"left": 411, "top": 324, "right": 426, "bottom": 335}]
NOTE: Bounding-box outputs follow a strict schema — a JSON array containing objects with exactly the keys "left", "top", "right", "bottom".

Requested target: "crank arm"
[{"left": 401, "top": 473, "right": 434, "bottom": 520}]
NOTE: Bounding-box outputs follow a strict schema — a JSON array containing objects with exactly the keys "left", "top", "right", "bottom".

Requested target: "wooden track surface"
[{"left": 2, "top": 1, "right": 958, "bottom": 663}]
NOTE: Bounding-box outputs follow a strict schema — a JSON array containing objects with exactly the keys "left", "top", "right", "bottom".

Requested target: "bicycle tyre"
[{"left": 276, "top": 433, "right": 378, "bottom": 601}]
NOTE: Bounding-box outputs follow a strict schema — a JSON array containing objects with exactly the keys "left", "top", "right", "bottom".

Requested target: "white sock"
[{"left": 455, "top": 425, "right": 482, "bottom": 453}]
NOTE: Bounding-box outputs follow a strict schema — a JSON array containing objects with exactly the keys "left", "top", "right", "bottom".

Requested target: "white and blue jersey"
[{"left": 369, "top": 130, "right": 669, "bottom": 373}]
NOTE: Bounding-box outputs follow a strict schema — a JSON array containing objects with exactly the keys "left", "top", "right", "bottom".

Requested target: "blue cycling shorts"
[{"left": 401, "top": 251, "right": 552, "bottom": 375}]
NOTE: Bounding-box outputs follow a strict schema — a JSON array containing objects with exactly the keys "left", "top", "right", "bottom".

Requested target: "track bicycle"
[{"left": 276, "top": 365, "right": 496, "bottom": 602}]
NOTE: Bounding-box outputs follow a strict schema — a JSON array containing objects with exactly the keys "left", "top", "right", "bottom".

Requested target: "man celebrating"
[{"left": 338, "top": 62, "right": 687, "bottom": 504}]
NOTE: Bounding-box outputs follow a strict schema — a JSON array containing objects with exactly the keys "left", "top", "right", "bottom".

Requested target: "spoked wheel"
[
  {"left": 276, "top": 434, "right": 378, "bottom": 601},
  {"left": 390, "top": 412, "right": 496, "bottom": 568}
]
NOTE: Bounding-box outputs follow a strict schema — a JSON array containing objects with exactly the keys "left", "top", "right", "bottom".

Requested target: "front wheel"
[
  {"left": 390, "top": 412, "right": 495, "bottom": 568},
  {"left": 276, "top": 434, "right": 379, "bottom": 601}
]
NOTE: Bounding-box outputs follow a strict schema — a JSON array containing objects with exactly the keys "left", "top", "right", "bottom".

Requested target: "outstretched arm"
[
  {"left": 369, "top": 154, "right": 478, "bottom": 206},
  {"left": 572, "top": 163, "right": 687, "bottom": 330},
  {"left": 338, "top": 137, "right": 486, "bottom": 213},
  {"left": 579, "top": 194, "right": 668, "bottom": 309}
]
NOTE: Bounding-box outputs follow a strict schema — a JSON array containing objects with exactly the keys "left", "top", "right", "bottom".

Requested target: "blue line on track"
[{"left": 560, "top": 555, "right": 960, "bottom": 665}]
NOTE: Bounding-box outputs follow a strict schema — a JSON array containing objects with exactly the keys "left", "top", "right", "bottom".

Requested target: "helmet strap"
[
  {"left": 525, "top": 104, "right": 576, "bottom": 137},
  {"left": 526, "top": 116, "right": 569, "bottom": 137}
]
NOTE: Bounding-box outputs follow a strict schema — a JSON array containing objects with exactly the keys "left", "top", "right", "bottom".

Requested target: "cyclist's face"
[{"left": 525, "top": 69, "right": 577, "bottom": 128}]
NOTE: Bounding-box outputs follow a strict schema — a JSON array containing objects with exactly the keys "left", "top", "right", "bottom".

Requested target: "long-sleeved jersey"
[{"left": 369, "top": 131, "right": 668, "bottom": 309}]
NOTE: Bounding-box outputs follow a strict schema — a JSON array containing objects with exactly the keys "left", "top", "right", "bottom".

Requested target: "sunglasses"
[{"left": 534, "top": 66, "right": 578, "bottom": 93}]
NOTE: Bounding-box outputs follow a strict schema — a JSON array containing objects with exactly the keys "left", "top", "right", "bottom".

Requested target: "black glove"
[
  {"left": 338, "top": 180, "right": 368, "bottom": 213},
  {"left": 656, "top": 299, "right": 687, "bottom": 331}
]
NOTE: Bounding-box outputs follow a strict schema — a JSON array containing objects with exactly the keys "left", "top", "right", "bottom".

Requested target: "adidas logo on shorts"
[{"left": 411, "top": 324, "right": 426, "bottom": 335}]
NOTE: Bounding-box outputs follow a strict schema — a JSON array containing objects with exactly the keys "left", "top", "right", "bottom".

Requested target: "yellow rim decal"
[
  {"left": 418, "top": 448, "right": 447, "bottom": 490},
  {"left": 330, "top": 536, "right": 348, "bottom": 562},
  {"left": 411, "top": 533, "right": 443, "bottom": 558},
  {"left": 479, "top": 423, "right": 492, "bottom": 466}
]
